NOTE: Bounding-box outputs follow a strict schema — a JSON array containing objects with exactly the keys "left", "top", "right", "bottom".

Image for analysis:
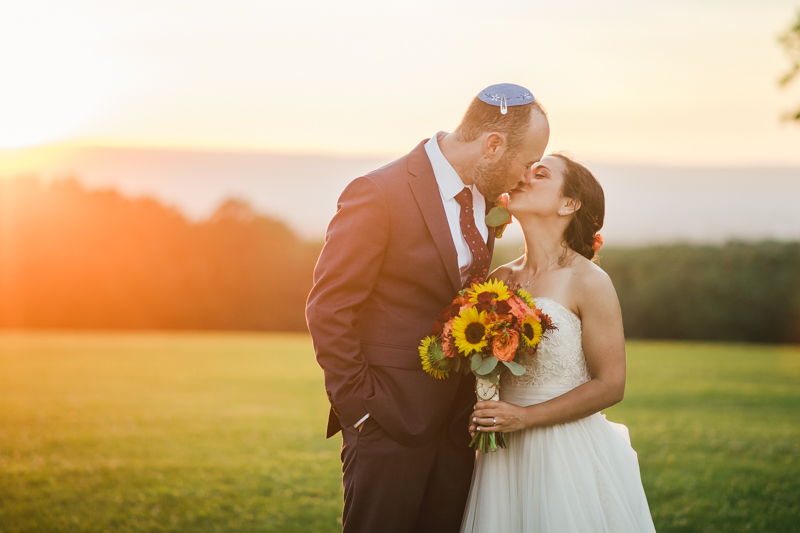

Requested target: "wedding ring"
[{"left": 492, "top": 418, "right": 497, "bottom": 426}]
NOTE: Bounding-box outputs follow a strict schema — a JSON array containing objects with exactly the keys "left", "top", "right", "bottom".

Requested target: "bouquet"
[{"left": 418, "top": 279, "right": 555, "bottom": 453}]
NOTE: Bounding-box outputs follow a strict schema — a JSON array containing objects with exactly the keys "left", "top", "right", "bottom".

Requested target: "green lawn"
[{"left": 0, "top": 333, "right": 798, "bottom": 532}]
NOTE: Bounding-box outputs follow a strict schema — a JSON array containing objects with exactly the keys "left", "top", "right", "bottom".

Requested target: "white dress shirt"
[
  {"left": 353, "top": 133, "right": 489, "bottom": 431},
  {"left": 424, "top": 132, "right": 489, "bottom": 285}
]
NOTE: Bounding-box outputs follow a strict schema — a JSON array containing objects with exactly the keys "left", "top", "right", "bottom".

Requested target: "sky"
[{"left": 1, "top": 0, "right": 800, "bottom": 166}]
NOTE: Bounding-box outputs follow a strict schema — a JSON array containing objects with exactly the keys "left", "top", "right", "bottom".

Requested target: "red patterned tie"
[{"left": 454, "top": 187, "right": 491, "bottom": 286}]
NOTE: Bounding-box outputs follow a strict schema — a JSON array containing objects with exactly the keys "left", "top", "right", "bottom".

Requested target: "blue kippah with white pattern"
[{"left": 477, "top": 83, "right": 535, "bottom": 114}]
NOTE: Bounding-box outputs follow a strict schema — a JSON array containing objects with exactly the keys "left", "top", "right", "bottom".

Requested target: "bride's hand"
[{"left": 469, "top": 400, "right": 528, "bottom": 435}]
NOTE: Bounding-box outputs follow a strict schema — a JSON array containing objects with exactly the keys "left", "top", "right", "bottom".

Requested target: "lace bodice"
[{"left": 502, "top": 297, "right": 591, "bottom": 389}]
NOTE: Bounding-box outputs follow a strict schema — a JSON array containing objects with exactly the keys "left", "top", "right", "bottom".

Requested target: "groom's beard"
[{"left": 473, "top": 152, "right": 515, "bottom": 202}]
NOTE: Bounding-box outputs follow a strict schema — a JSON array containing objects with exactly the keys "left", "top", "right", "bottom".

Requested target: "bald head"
[{"left": 455, "top": 97, "right": 548, "bottom": 155}]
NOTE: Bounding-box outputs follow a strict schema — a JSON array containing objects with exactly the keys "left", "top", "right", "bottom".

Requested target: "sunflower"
[
  {"left": 515, "top": 288, "right": 535, "bottom": 306},
  {"left": 468, "top": 279, "right": 511, "bottom": 303},
  {"left": 452, "top": 306, "right": 489, "bottom": 355},
  {"left": 419, "top": 336, "right": 450, "bottom": 379},
  {"left": 520, "top": 315, "right": 543, "bottom": 347}
]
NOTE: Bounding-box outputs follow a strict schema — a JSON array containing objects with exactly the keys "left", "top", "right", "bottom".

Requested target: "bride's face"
[{"left": 507, "top": 155, "right": 569, "bottom": 218}]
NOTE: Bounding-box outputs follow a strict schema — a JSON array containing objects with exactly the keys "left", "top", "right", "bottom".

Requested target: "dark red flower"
[
  {"left": 477, "top": 292, "right": 494, "bottom": 305},
  {"left": 495, "top": 300, "right": 512, "bottom": 315}
]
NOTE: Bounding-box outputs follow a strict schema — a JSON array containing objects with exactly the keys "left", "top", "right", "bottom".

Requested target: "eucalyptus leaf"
[
  {"left": 487, "top": 363, "right": 505, "bottom": 380},
  {"left": 477, "top": 356, "right": 499, "bottom": 375},
  {"left": 488, "top": 373, "right": 500, "bottom": 384},
  {"left": 471, "top": 353, "right": 483, "bottom": 371},
  {"left": 485, "top": 207, "right": 512, "bottom": 228},
  {"left": 502, "top": 360, "right": 526, "bottom": 376}
]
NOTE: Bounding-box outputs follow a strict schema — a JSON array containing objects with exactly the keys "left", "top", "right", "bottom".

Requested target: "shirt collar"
[{"left": 424, "top": 132, "right": 468, "bottom": 202}]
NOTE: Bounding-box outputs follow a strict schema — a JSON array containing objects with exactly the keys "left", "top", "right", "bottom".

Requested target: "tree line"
[
  {"left": 2, "top": 177, "right": 798, "bottom": 342},
  {"left": 0, "top": 178, "right": 318, "bottom": 331},
  {"left": 492, "top": 241, "right": 800, "bottom": 344}
]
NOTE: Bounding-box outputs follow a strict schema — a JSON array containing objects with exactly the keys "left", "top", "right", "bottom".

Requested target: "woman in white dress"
[{"left": 460, "top": 153, "right": 656, "bottom": 533}]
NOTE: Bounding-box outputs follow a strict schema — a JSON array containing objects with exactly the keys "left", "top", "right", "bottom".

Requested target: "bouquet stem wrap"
[{"left": 469, "top": 378, "right": 507, "bottom": 453}]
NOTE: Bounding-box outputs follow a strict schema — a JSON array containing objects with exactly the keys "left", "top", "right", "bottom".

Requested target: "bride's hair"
[{"left": 551, "top": 153, "right": 605, "bottom": 262}]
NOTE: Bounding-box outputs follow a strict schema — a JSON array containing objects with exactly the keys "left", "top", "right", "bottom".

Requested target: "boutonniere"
[{"left": 485, "top": 194, "right": 512, "bottom": 238}]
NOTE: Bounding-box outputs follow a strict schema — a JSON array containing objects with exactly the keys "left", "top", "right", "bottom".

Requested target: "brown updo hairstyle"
[{"left": 551, "top": 153, "right": 605, "bottom": 262}]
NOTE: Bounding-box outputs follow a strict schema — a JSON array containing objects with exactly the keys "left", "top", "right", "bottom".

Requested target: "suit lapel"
[{"left": 407, "top": 141, "right": 463, "bottom": 293}]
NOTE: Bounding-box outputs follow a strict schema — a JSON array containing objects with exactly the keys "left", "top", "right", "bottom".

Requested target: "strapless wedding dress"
[{"left": 460, "top": 297, "right": 657, "bottom": 533}]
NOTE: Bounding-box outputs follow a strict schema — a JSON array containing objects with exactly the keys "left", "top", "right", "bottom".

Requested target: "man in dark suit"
[{"left": 306, "top": 84, "right": 550, "bottom": 533}]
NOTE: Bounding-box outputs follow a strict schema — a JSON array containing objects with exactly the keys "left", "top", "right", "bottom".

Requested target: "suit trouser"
[{"left": 340, "top": 416, "right": 475, "bottom": 533}]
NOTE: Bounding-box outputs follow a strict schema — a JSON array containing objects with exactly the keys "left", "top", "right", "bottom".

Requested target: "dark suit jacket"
[{"left": 306, "top": 139, "right": 495, "bottom": 448}]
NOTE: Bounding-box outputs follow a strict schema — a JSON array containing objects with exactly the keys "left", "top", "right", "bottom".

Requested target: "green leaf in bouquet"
[
  {"left": 487, "top": 362, "right": 505, "bottom": 381},
  {"left": 477, "top": 356, "right": 499, "bottom": 376},
  {"left": 452, "top": 355, "right": 462, "bottom": 373},
  {"left": 471, "top": 353, "right": 483, "bottom": 371},
  {"left": 487, "top": 372, "right": 501, "bottom": 384},
  {"left": 502, "top": 360, "right": 526, "bottom": 376},
  {"left": 485, "top": 206, "right": 512, "bottom": 228}
]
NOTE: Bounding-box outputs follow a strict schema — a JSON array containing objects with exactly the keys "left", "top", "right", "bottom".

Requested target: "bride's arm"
[{"left": 471, "top": 266, "right": 626, "bottom": 434}]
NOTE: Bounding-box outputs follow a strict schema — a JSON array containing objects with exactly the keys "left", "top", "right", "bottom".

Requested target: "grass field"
[{"left": 0, "top": 333, "right": 798, "bottom": 532}]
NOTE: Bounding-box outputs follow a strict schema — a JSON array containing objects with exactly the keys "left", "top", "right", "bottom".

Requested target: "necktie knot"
[{"left": 454, "top": 187, "right": 473, "bottom": 209}]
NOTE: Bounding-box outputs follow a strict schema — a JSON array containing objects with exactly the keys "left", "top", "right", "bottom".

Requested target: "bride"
[{"left": 460, "top": 153, "right": 657, "bottom": 532}]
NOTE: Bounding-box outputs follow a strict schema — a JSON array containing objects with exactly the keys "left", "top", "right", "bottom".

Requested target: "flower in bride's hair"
[
  {"left": 520, "top": 315, "right": 543, "bottom": 348},
  {"left": 452, "top": 306, "right": 489, "bottom": 355},
  {"left": 468, "top": 279, "right": 511, "bottom": 303},
  {"left": 592, "top": 233, "right": 604, "bottom": 252},
  {"left": 492, "top": 330, "right": 519, "bottom": 362},
  {"left": 419, "top": 336, "right": 450, "bottom": 379}
]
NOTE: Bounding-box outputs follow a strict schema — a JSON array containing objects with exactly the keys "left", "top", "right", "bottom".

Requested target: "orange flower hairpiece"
[{"left": 592, "top": 233, "right": 604, "bottom": 252}]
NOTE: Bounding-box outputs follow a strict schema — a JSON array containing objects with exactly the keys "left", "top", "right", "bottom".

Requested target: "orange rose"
[
  {"left": 492, "top": 330, "right": 519, "bottom": 362},
  {"left": 498, "top": 193, "right": 509, "bottom": 209}
]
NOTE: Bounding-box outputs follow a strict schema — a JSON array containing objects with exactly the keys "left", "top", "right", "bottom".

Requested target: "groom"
[{"left": 306, "top": 84, "right": 550, "bottom": 533}]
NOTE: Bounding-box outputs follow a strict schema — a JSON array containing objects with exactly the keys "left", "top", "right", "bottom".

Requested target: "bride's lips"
[{"left": 509, "top": 187, "right": 525, "bottom": 195}]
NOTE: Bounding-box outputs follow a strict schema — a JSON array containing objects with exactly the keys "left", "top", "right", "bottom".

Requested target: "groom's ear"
[{"left": 483, "top": 132, "right": 507, "bottom": 160}]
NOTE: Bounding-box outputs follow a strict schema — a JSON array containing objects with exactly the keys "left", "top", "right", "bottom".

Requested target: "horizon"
[{"left": 3, "top": 145, "right": 799, "bottom": 246}]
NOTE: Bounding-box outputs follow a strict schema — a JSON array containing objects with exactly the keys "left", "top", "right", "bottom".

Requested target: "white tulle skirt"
[{"left": 460, "top": 385, "right": 656, "bottom": 533}]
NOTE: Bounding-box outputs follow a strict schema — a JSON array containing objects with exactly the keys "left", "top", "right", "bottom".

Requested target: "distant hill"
[{"left": 3, "top": 145, "right": 799, "bottom": 244}]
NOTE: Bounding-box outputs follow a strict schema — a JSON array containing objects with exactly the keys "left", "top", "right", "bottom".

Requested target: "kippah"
[{"left": 477, "top": 83, "right": 535, "bottom": 114}]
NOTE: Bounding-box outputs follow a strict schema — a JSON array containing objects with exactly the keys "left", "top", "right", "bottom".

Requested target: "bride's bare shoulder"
[
  {"left": 488, "top": 255, "right": 525, "bottom": 284},
  {"left": 569, "top": 255, "right": 619, "bottom": 308}
]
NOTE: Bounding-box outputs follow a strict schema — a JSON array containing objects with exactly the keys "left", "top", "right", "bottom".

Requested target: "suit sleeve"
[{"left": 305, "top": 176, "right": 389, "bottom": 428}]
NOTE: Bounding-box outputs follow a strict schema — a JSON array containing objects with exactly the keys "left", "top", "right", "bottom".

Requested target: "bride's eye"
[{"left": 535, "top": 172, "right": 546, "bottom": 179}]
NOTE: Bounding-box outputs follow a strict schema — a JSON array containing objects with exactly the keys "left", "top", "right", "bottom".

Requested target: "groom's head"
[{"left": 454, "top": 84, "right": 550, "bottom": 201}]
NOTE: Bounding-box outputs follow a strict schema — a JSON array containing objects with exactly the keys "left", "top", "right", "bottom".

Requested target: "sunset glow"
[{"left": 1, "top": 0, "right": 800, "bottom": 164}]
